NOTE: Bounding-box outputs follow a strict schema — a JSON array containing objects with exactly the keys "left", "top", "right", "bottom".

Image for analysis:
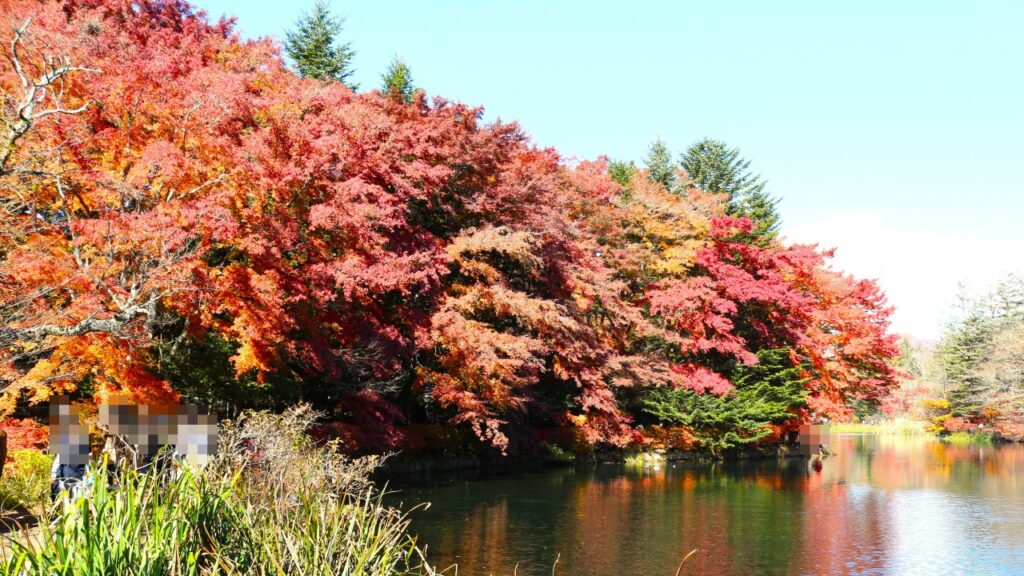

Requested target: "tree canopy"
[
  {"left": 381, "top": 56, "right": 416, "bottom": 104},
  {"left": 285, "top": 0, "right": 357, "bottom": 87},
  {"left": 644, "top": 138, "right": 676, "bottom": 192},
  {"left": 0, "top": 0, "right": 899, "bottom": 455},
  {"left": 931, "top": 276, "right": 1024, "bottom": 438},
  {"left": 680, "top": 138, "right": 780, "bottom": 241}
]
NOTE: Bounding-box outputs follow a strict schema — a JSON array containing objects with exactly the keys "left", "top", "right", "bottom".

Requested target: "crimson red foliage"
[
  {"left": 0, "top": 418, "right": 48, "bottom": 457},
  {"left": 0, "top": 0, "right": 901, "bottom": 453}
]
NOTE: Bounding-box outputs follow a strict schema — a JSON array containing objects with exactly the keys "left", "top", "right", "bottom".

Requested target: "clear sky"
[{"left": 195, "top": 0, "right": 1024, "bottom": 340}]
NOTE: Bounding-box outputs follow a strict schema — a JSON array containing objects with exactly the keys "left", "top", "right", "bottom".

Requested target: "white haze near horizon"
[{"left": 784, "top": 211, "right": 1024, "bottom": 342}]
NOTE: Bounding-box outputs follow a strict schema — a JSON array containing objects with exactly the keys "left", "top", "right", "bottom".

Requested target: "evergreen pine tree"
[
  {"left": 644, "top": 138, "right": 676, "bottom": 192},
  {"left": 608, "top": 159, "right": 638, "bottom": 191},
  {"left": 640, "top": 349, "right": 807, "bottom": 453},
  {"left": 680, "top": 138, "right": 780, "bottom": 242},
  {"left": 938, "top": 278, "right": 1024, "bottom": 415},
  {"left": 381, "top": 55, "right": 416, "bottom": 104},
  {"left": 938, "top": 311, "right": 994, "bottom": 415},
  {"left": 285, "top": 1, "right": 357, "bottom": 88},
  {"left": 894, "top": 336, "right": 923, "bottom": 378}
]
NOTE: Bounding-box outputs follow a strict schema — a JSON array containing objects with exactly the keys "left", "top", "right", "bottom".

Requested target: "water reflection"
[{"left": 388, "top": 435, "right": 1024, "bottom": 576}]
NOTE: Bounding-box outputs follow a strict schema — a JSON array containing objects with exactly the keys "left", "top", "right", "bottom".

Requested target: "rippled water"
[{"left": 387, "top": 434, "right": 1024, "bottom": 576}]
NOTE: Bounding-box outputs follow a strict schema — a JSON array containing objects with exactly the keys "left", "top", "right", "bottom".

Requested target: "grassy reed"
[
  {"left": 943, "top": 431, "right": 996, "bottom": 446},
  {"left": 0, "top": 451, "right": 52, "bottom": 516},
  {"left": 0, "top": 406, "right": 436, "bottom": 576},
  {"left": 829, "top": 420, "right": 932, "bottom": 436}
]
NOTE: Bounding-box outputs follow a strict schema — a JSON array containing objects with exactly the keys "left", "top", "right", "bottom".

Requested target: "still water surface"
[{"left": 388, "top": 434, "right": 1024, "bottom": 576}]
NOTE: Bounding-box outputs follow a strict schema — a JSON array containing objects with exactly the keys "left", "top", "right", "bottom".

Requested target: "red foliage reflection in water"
[{"left": 392, "top": 436, "right": 1024, "bottom": 576}]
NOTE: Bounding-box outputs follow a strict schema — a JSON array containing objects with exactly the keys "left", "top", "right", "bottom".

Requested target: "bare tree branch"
[
  {"left": 1, "top": 18, "right": 100, "bottom": 176},
  {"left": 2, "top": 298, "right": 157, "bottom": 343}
]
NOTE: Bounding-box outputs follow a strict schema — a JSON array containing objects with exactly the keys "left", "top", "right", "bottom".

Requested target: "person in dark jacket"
[{"left": 49, "top": 400, "right": 90, "bottom": 501}]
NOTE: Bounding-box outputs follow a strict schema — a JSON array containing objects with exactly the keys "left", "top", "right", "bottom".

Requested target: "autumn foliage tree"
[
  {"left": 566, "top": 168, "right": 898, "bottom": 439},
  {"left": 0, "top": 0, "right": 900, "bottom": 455}
]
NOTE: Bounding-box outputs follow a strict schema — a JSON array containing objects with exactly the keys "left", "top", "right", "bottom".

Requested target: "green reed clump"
[
  {"left": 829, "top": 420, "right": 931, "bottom": 436},
  {"left": 233, "top": 486, "right": 427, "bottom": 576},
  {"left": 944, "top": 430, "right": 996, "bottom": 446},
  {"left": 0, "top": 405, "right": 434, "bottom": 576},
  {"left": 2, "top": 461, "right": 235, "bottom": 575},
  {"left": 0, "top": 450, "right": 52, "bottom": 515}
]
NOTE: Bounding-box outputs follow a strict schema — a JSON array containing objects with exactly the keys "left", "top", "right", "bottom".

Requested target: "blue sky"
[{"left": 195, "top": 0, "right": 1024, "bottom": 340}]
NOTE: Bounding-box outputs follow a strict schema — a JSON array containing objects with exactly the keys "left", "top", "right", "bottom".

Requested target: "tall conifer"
[
  {"left": 381, "top": 56, "right": 415, "bottom": 103},
  {"left": 680, "top": 138, "right": 780, "bottom": 242},
  {"left": 285, "top": 1, "right": 357, "bottom": 88},
  {"left": 644, "top": 138, "right": 676, "bottom": 192}
]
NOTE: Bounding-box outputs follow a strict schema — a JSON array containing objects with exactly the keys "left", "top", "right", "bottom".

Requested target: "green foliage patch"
[{"left": 640, "top": 348, "right": 807, "bottom": 453}]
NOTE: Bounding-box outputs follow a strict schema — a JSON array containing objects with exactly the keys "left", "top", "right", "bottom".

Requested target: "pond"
[{"left": 387, "top": 434, "right": 1024, "bottom": 576}]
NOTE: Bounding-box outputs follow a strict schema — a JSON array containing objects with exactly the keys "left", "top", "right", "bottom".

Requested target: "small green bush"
[{"left": 0, "top": 450, "right": 53, "bottom": 513}]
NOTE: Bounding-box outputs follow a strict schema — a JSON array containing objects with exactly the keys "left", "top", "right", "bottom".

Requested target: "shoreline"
[
  {"left": 378, "top": 425, "right": 1020, "bottom": 479},
  {"left": 377, "top": 443, "right": 815, "bottom": 480}
]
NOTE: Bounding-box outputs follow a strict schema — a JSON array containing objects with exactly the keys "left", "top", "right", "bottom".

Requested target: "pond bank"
[
  {"left": 378, "top": 443, "right": 815, "bottom": 479},
  {"left": 379, "top": 424, "right": 1019, "bottom": 479}
]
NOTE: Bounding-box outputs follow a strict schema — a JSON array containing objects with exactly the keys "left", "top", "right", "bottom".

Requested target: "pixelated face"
[
  {"left": 174, "top": 409, "right": 219, "bottom": 466},
  {"left": 56, "top": 398, "right": 219, "bottom": 466},
  {"left": 799, "top": 423, "right": 830, "bottom": 456},
  {"left": 49, "top": 400, "right": 91, "bottom": 465}
]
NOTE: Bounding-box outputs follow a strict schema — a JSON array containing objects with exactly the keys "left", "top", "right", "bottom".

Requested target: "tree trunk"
[{"left": 0, "top": 429, "right": 7, "bottom": 477}]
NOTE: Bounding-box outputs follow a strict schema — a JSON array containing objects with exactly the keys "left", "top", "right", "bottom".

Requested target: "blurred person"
[{"left": 49, "top": 399, "right": 90, "bottom": 500}]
